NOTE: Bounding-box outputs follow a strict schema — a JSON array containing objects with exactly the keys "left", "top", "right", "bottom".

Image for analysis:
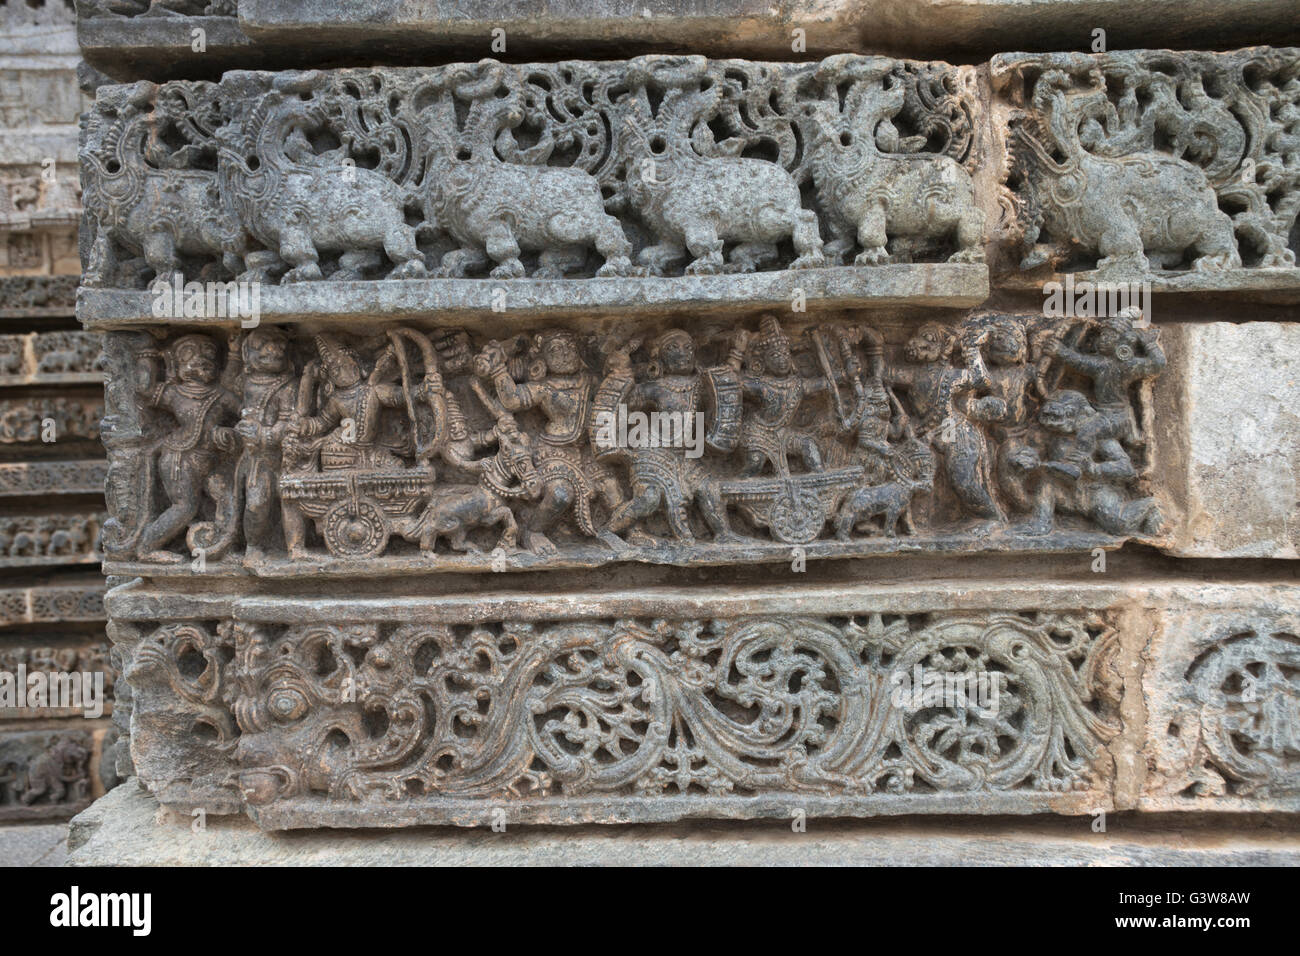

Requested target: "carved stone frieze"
[
  {"left": 106, "top": 583, "right": 1130, "bottom": 826},
  {"left": 0, "top": 511, "right": 103, "bottom": 567},
  {"left": 992, "top": 48, "right": 1300, "bottom": 289},
  {"left": 0, "top": 459, "right": 108, "bottom": 497},
  {"left": 80, "top": 57, "right": 985, "bottom": 296},
  {"left": 0, "top": 275, "right": 78, "bottom": 316},
  {"left": 1142, "top": 601, "right": 1300, "bottom": 810},
  {"left": 0, "top": 637, "right": 115, "bottom": 718},
  {"left": 0, "top": 729, "right": 95, "bottom": 822},
  {"left": 0, "top": 584, "right": 106, "bottom": 627},
  {"left": 95, "top": 310, "right": 1165, "bottom": 573},
  {"left": 0, "top": 330, "right": 105, "bottom": 384},
  {"left": 0, "top": 394, "right": 103, "bottom": 444}
]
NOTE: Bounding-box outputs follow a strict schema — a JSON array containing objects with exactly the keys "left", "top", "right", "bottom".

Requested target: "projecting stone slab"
[
  {"left": 1138, "top": 593, "right": 1300, "bottom": 812},
  {"left": 73, "top": 0, "right": 1300, "bottom": 80},
  {"left": 1153, "top": 323, "right": 1300, "bottom": 559},
  {"left": 67, "top": 779, "right": 1300, "bottom": 866},
  {"left": 78, "top": 266, "right": 989, "bottom": 333}
]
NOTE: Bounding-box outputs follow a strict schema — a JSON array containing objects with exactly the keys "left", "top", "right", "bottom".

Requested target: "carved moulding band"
[
  {"left": 107, "top": 580, "right": 1142, "bottom": 828},
  {"left": 79, "top": 56, "right": 988, "bottom": 313},
  {"left": 95, "top": 310, "right": 1167, "bottom": 575}
]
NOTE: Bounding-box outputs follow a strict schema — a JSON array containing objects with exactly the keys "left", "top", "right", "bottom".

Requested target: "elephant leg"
[
  {"left": 536, "top": 244, "right": 586, "bottom": 278},
  {"left": 385, "top": 224, "right": 428, "bottom": 279},
  {"left": 683, "top": 222, "right": 725, "bottom": 275},
  {"left": 853, "top": 204, "right": 890, "bottom": 266},
  {"left": 948, "top": 207, "right": 986, "bottom": 263},
  {"left": 279, "top": 226, "right": 323, "bottom": 282},
  {"left": 592, "top": 215, "right": 635, "bottom": 276},
  {"left": 436, "top": 246, "right": 489, "bottom": 278},
  {"left": 484, "top": 223, "right": 525, "bottom": 279},
  {"left": 637, "top": 240, "right": 686, "bottom": 277},
  {"left": 729, "top": 241, "right": 778, "bottom": 272},
  {"left": 790, "top": 209, "right": 827, "bottom": 269},
  {"left": 335, "top": 248, "right": 382, "bottom": 281}
]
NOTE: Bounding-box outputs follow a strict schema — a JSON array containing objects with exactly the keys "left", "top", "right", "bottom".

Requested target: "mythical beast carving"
[
  {"left": 411, "top": 61, "right": 636, "bottom": 279},
  {"left": 82, "top": 81, "right": 244, "bottom": 288},
  {"left": 803, "top": 56, "right": 985, "bottom": 266},
  {"left": 215, "top": 73, "right": 428, "bottom": 283},
  {"left": 613, "top": 56, "right": 826, "bottom": 276}
]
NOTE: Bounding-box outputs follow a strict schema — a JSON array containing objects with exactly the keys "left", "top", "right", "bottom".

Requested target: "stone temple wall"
[
  {"left": 0, "top": 0, "right": 117, "bottom": 824},
  {"left": 63, "top": 0, "right": 1300, "bottom": 849}
]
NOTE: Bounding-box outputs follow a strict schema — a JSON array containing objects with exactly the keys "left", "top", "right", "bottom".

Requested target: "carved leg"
[
  {"left": 491, "top": 505, "right": 520, "bottom": 551},
  {"left": 697, "top": 480, "right": 741, "bottom": 544},
  {"left": 384, "top": 225, "right": 429, "bottom": 279},
  {"left": 435, "top": 246, "right": 489, "bottom": 278},
  {"left": 523, "top": 479, "right": 573, "bottom": 555},
  {"left": 137, "top": 456, "right": 204, "bottom": 562},
  {"left": 535, "top": 244, "right": 586, "bottom": 279},
  {"left": 484, "top": 224, "right": 526, "bottom": 279},
  {"left": 853, "top": 205, "right": 890, "bottom": 266},
  {"left": 1095, "top": 220, "right": 1148, "bottom": 275},
  {"left": 592, "top": 216, "right": 636, "bottom": 277},
  {"left": 834, "top": 497, "right": 860, "bottom": 540},
  {"left": 729, "top": 242, "right": 778, "bottom": 272},
  {"left": 142, "top": 231, "right": 182, "bottom": 285},
  {"left": 823, "top": 230, "right": 855, "bottom": 266},
  {"left": 239, "top": 250, "right": 282, "bottom": 284},
  {"left": 1191, "top": 221, "right": 1243, "bottom": 273},
  {"left": 606, "top": 482, "right": 664, "bottom": 547},
  {"left": 335, "top": 248, "right": 383, "bottom": 281},
  {"left": 637, "top": 241, "right": 686, "bottom": 277},
  {"left": 279, "top": 227, "right": 323, "bottom": 283},
  {"left": 683, "top": 223, "right": 725, "bottom": 275},
  {"left": 947, "top": 207, "right": 986, "bottom": 263},
  {"left": 790, "top": 209, "right": 827, "bottom": 269}
]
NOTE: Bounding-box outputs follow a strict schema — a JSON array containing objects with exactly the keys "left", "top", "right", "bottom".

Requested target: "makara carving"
[
  {"left": 80, "top": 56, "right": 983, "bottom": 287},
  {"left": 98, "top": 310, "right": 1164, "bottom": 570}
]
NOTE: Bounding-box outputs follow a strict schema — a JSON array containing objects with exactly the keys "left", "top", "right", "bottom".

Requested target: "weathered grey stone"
[
  {"left": 1138, "top": 593, "right": 1300, "bottom": 811},
  {"left": 0, "top": 583, "right": 106, "bottom": 627},
  {"left": 73, "top": 0, "right": 1300, "bottom": 81},
  {"left": 91, "top": 311, "right": 1163, "bottom": 573},
  {"left": 0, "top": 822, "right": 71, "bottom": 866},
  {"left": 989, "top": 48, "right": 1300, "bottom": 293},
  {"left": 1153, "top": 323, "right": 1300, "bottom": 558},
  {"left": 0, "top": 330, "right": 104, "bottom": 385},
  {"left": 67, "top": 779, "right": 1300, "bottom": 865},
  {"left": 81, "top": 58, "right": 986, "bottom": 291}
]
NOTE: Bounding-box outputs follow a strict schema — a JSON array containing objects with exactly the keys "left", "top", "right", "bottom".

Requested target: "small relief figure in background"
[{"left": 888, "top": 322, "right": 1004, "bottom": 530}]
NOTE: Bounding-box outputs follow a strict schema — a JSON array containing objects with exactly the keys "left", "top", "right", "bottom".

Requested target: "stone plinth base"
[{"left": 67, "top": 781, "right": 1300, "bottom": 867}]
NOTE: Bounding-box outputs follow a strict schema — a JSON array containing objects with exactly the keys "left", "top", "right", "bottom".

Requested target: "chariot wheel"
[
  {"left": 322, "top": 498, "right": 389, "bottom": 559},
  {"left": 768, "top": 485, "right": 825, "bottom": 544}
]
